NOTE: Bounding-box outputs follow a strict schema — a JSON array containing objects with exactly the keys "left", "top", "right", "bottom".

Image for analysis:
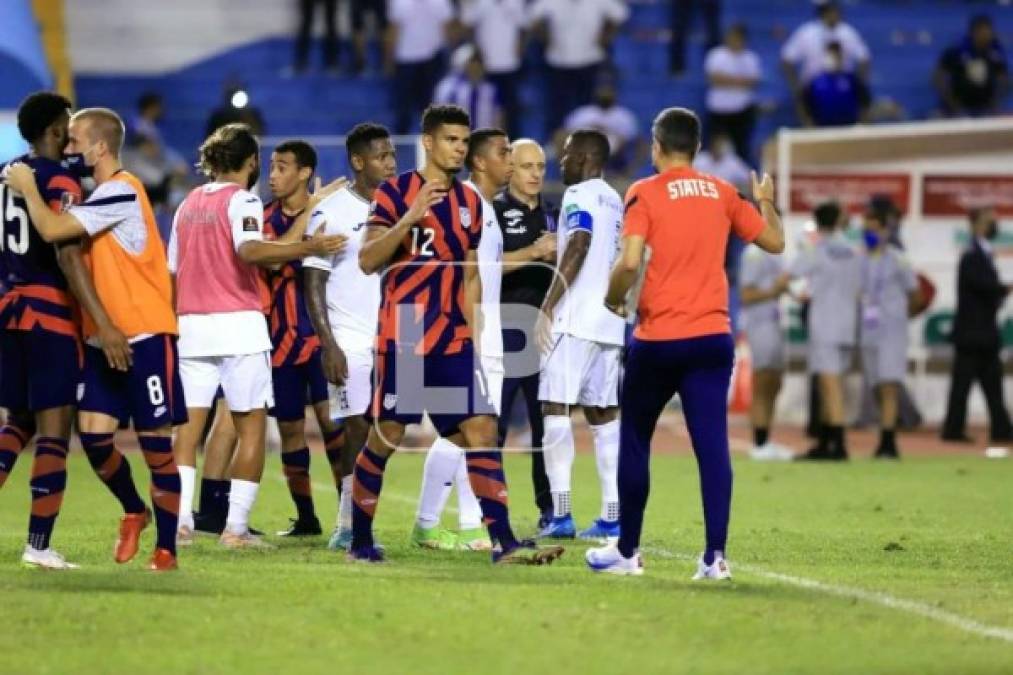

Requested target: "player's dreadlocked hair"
[
  {"left": 17, "top": 91, "right": 72, "bottom": 144},
  {"left": 197, "top": 123, "right": 259, "bottom": 177}
]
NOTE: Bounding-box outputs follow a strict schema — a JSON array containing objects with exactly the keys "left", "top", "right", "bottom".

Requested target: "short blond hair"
[{"left": 72, "top": 107, "right": 125, "bottom": 156}]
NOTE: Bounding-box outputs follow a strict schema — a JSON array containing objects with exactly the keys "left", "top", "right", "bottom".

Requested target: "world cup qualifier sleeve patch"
[{"left": 243, "top": 216, "right": 259, "bottom": 232}]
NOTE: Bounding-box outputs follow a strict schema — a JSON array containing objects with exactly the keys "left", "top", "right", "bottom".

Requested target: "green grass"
[{"left": 2, "top": 450, "right": 1012, "bottom": 674}]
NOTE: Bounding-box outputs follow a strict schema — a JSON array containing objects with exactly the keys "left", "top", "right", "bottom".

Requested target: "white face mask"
[{"left": 823, "top": 54, "right": 843, "bottom": 72}]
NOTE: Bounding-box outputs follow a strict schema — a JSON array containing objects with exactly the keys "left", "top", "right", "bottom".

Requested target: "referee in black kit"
[{"left": 495, "top": 139, "right": 558, "bottom": 527}]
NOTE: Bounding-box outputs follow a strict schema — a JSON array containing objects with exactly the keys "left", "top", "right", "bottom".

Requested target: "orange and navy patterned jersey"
[
  {"left": 262, "top": 200, "right": 319, "bottom": 367},
  {"left": 0, "top": 155, "right": 82, "bottom": 338},
  {"left": 369, "top": 171, "right": 483, "bottom": 356}
]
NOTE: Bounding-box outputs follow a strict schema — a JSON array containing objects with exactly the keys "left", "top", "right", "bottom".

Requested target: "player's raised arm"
[
  {"left": 271, "top": 176, "right": 349, "bottom": 245},
  {"left": 502, "top": 231, "right": 556, "bottom": 273},
  {"left": 359, "top": 181, "right": 446, "bottom": 274},
  {"left": 2, "top": 164, "right": 87, "bottom": 242},
  {"left": 747, "top": 171, "right": 785, "bottom": 254}
]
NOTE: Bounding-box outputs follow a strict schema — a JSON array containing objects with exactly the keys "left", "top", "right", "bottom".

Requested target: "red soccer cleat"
[
  {"left": 115, "top": 509, "right": 151, "bottom": 564},
  {"left": 147, "top": 547, "right": 178, "bottom": 572}
]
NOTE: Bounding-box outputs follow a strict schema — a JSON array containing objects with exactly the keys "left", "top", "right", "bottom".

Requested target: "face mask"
[
  {"left": 247, "top": 164, "right": 261, "bottom": 191},
  {"left": 985, "top": 220, "right": 999, "bottom": 241},
  {"left": 63, "top": 147, "right": 95, "bottom": 179},
  {"left": 862, "top": 230, "right": 881, "bottom": 249}
]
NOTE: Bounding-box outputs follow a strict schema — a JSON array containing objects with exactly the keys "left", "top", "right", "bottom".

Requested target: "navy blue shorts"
[
  {"left": 270, "top": 348, "right": 329, "bottom": 422},
  {"left": 0, "top": 328, "right": 80, "bottom": 412},
  {"left": 79, "top": 334, "right": 187, "bottom": 431},
  {"left": 369, "top": 344, "right": 497, "bottom": 437}
]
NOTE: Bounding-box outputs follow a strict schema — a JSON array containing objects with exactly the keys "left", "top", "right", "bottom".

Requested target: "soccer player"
[
  {"left": 536, "top": 129, "right": 625, "bottom": 541},
  {"left": 303, "top": 122, "right": 398, "bottom": 550},
  {"left": 586, "top": 107, "right": 785, "bottom": 577},
  {"left": 5, "top": 107, "right": 185, "bottom": 571},
  {"left": 0, "top": 92, "right": 83, "bottom": 569},
  {"left": 739, "top": 245, "right": 794, "bottom": 461},
  {"left": 413, "top": 129, "right": 556, "bottom": 551},
  {"left": 790, "top": 201, "right": 864, "bottom": 461},
  {"left": 169, "top": 124, "right": 345, "bottom": 548},
  {"left": 264, "top": 140, "right": 345, "bottom": 536},
  {"left": 859, "top": 209, "right": 921, "bottom": 459},
  {"left": 354, "top": 104, "right": 563, "bottom": 564}
]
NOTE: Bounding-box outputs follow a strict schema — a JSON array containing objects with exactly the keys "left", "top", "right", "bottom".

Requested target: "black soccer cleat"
[
  {"left": 795, "top": 446, "right": 848, "bottom": 462},
  {"left": 194, "top": 511, "right": 264, "bottom": 536},
  {"left": 276, "top": 517, "right": 323, "bottom": 537},
  {"left": 874, "top": 445, "right": 900, "bottom": 460}
]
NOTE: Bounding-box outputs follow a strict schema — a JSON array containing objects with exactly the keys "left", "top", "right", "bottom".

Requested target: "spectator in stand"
[
  {"left": 781, "top": 1, "right": 870, "bottom": 124},
  {"left": 351, "top": 0, "right": 389, "bottom": 74},
  {"left": 704, "top": 23, "right": 761, "bottom": 164},
  {"left": 434, "top": 44, "right": 503, "bottom": 130},
  {"left": 205, "top": 83, "right": 266, "bottom": 138},
  {"left": 292, "top": 0, "right": 339, "bottom": 74},
  {"left": 460, "top": 0, "right": 529, "bottom": 138},
  {"left": 670, "top": 0, "right": 722, "bottom": 76},
  {"left": 803, "top": 42, "right": 870, "bottom": 127},
  {"left": 529, "top": 0, "right": 629, "bottom": 139},
  {"left": 935, "top": 15, "right": 1009, "bottom": 118},
  {"left": 387, "top": 0, "right": 455, "bottom": 133},
  {"left": 557, "top": 83, "right": 645, "bottom": 179}
]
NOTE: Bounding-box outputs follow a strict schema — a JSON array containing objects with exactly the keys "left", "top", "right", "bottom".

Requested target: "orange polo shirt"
[{"left": 623, "top": 166, "right": 766, "bottom": 341}]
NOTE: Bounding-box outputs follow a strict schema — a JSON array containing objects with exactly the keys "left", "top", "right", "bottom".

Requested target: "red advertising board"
[
  {"left": 789, "top": 174, "right": 910, "bottom": 215},
  {"left": 922, "top": 175, "right": 1013, "bottom": 216}
]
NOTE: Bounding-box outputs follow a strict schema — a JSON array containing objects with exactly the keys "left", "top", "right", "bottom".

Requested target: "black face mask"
[
  {"left": 247, "top": 165, "right": 260, "bottom": 191},
  {"left": 62, "top": 152, "right": 94, "bottom": 179},
  {"left": 985, "top": 220, "right": 999, "bottom": 241}
]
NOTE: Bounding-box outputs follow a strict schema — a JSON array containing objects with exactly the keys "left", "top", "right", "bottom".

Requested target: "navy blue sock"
[
  {"left": 0, "top": 420, "right": 33, "bottom": 489},
  {"left": 351, "top": 447, "right": 389, "bottom": 549},
  {"left": 80, "top": 432, "right": 146, "bottom": 515},
  {"left": 139, "top": 435, "right": 180, "bottom": 555},
  {"left": 27, "top": 437, "right": 68, "bottom": 550},
  {"left": 281, "top": 447, "right": 316, "bottom": 521},
  {"left": 464, "top": 450, "right": 517, "bottom": 549}
]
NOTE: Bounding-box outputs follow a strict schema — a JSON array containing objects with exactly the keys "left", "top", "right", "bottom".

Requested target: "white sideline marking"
[
  {"left": 277, "top": 477, "right": 1013, "bottom": 644},
  {"left": 643, "top": 546, "right": 1013, "bottom": 644}
]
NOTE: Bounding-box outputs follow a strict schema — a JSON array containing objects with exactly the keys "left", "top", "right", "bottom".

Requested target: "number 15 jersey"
[{"left": 368, "top": 171, "right": 483, "bottom": 356}]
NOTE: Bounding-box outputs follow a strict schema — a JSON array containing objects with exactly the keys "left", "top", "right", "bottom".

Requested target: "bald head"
[
  {"left": 509, "top": 139, "right": 546, "bottom": 201},
  {"left": 70, "top": 108, "right": 125, "bottom": 158}
]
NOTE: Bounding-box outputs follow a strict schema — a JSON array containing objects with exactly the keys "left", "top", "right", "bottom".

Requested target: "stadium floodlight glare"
[{"left": 231, "top": 89, "right": 249, "bottom": 109}]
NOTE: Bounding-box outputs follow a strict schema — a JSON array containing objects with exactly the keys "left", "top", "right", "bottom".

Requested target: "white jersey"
[
  {"left": 303, "top": 187, "right": 379, "bottom": 354},
  {"left": 551, "top": 177, "right": 625, "bottom": 346},
  {"left": 466, "top": 180, "right": 504, "bottom": 358}
]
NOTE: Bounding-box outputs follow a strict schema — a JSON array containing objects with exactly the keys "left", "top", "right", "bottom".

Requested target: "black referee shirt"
[{"left": 494, "top": 189, "right": 557, "bottom": 308}]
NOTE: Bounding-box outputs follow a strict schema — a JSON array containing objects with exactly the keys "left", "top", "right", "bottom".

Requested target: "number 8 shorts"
[{"left": 78, "top": 333, "right": 188, "bottom": 430}]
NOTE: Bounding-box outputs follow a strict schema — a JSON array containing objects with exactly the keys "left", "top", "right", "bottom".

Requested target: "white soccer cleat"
[
  {"left": 692, "top": 554, "right": 732, "bottom": 581},
  {"left": 749, "top": 442, "right": 794, "bottom": 462},
  {"left": 585, "top": 544, "right": 644, "bottom": 576},
  {"left": 176, "top": 525, "right": 195, "bottom": 547},
  {"left": 21, "top": 545, "right": 80, "bottom": 570},
  {"left": 220, "top": 530, "right": 275, "bottom": 550}
]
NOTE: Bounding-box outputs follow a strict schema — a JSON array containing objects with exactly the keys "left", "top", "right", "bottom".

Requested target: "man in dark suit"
[{"left": 941, "top": 207, "right": 1012, "bottom": 442}]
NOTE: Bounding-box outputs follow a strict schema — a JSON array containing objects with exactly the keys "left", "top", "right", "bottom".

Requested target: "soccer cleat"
[
  {"left": 347, "top": 545, "right": 385, "bottom": 563},
  {"left": 749, "top": 443, "right": 795, "bottom": 462},
  {"left": 115, "top": 509, "right": 151, "bottom": 564},
  {"left": 193, "top": 511, "right": 225, "bottom": 536},
  {"left": 537, "top": 510, "right": 552, "bottom": 531},
  {"left": 692, "top": 554, "right": 732, "bottom": 581},
  {"left": 21, "top": 545, "right": 80, "bottom": 570},
  {"left": 411, "top": 523, "right": 458, "bottom": 551},
  {"left": 456, "top": 528, "right": 493, "bottom": 551},
  {"left": 537, "top": 514, "right": 577, "bottom": 539},
  {"left": 874, "top": 445, "right": 900, "bottom": 460},
  {"left": 795, "top": 446, "right": 847, "bottom": 462},
  {"left": 176, "top": 525, "right": 195, "bottom": 547},
  {"left": 276, "top": 516, "right": 323, "bottom": 537},
  {"left": 493, "top": 539, "right": 565, "bottom": 565},
  {"left": 327, "top": 527, "right": 353, "bottom": 551},
  {"left": 147, "top": 548, "right": 178, "bottom": 571},
  {"left": 220, "top": 530, "right": 275, "bottom": 550},
  {"left": 585, "top": 544, "right": 644, "bottom": 576},
  {"left": 578, "top": 518, "right": 621, "bottom": 541}
]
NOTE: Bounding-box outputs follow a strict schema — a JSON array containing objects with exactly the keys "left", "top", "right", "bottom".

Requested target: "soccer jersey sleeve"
[
  {"left": 468, "top": 195, "right": 483, "bottom": 251},
  {"left": 228, "top": 189, "right": 264, "bottom": 252},
  {"left": 69, "top": 180, "right": 138, "bottom": 237},
  {"left": 561, "top": 188, "right": 593, "bottom": 237},
  {"left": 167, "top": 206, "right": 180, "bottom": 273},
  {"left": 621, "top": 182, "right": 651, "bottom": 239},
  {"left": 41, "top": 171, "right": 82, "bottom": 213},
  {"left": 726, "top": 191, "right": 766, "bottom": 243},
  {"left": 368, "top": 181, "right": 401, "bottom": 228},
  {"left": 602, "top": 0, "right": 629, "bottom": 23},
  {"left": 302, "top": 202, "right": 335, "bottom": 272}
]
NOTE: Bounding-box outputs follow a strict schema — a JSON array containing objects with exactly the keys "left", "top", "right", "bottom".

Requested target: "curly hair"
[{"left": 197, "top": 123, "right": 259, "bottom": 177}]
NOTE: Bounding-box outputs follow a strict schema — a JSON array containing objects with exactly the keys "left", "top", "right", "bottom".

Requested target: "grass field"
[{"left": 2, "top": 446, "right": 1012, "bottom": 674}]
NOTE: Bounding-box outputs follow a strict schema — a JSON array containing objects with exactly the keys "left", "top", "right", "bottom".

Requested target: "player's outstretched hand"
[
  {"left": 306, "top": 227, "right": 347, "bottom": 257},
  {"left": 322, "top": 345, "right": 348, "bottom": 386},
  {"left": 404, "top": 181, "right": 447, "bottom": 225},
  {"left": 533, "top": 232, "right": 557, "bottom": 260},
  {"left": 2, "top": 162, "right": 35, "bottom": 195},
  {"left": 309, "top": 176, "right": 349, "bottom": 208},
  {"left": 751, "top": 171, "right": 775, "bottom": 204},
  {"left": 96, "top": 321, "right": 133, "bottom": 371}
]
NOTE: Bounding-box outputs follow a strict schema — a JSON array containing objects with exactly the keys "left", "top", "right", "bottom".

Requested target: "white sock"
[
  {"left": 454, "top": 451, "right": 483, "bottom": 531},
  {"left": 177, "top": 465, "right": 196, "bottom": 531},
  {"left": 416, "top": 437, "right": 461, "bottom": 529},
  {"left": 338, "top": 474, "right": 352, "bottom": 530},
  {"left": 225, "top": 479, "right": 260, "bottom": 535},
  {"left": 591, "top": 419, "right": 620, "bottom": 522},
  {"left": 543, "top": 414, "right": 575, "bottom": 518}
]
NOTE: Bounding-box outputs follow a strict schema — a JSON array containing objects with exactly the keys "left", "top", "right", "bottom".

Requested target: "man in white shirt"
[
  {"left": 461, "top": 0, "right": 529, "bottom": 137},
  {"left": 560, "top": 83, "right": 645, "bottom": 179},
  {"left": 781, "top": 1, "right": 870, "bottom": 113},
  {"left": 387, "top": 0, "right": 455, "bottom": 133},
  {"left": 704, "top": 23, "right": 762, "bottom": 164},
  {"left": 536, "top": 130, "right": 625, "bottom": 541},
  {"left": 528, "top": 0, "right": 629, "bottom": 138},
  {"left": 303, "top": 123, "right": 397, "bottom": 551},
  {"left": 434, "top": 45, "right": 503, "bottom": 131}
]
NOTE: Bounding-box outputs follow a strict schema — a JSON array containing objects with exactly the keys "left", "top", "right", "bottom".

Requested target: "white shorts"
[
  {"left": 480, "top": 354, "right": 505, "bottom": 415},
  {"left": 808, "top": 343, "right": 856, "bottom": 375},
  {"left": 746, "top": 322, "right": 785, "bottom": 372},
  {"left": 538, "top": 334, "right": 621, "bottom": 408},
  {"left": 179, "top": 351, "right": 274, "bottom": 412},
  {"left": 328, "top": 348, "right": 374, "bottom": 420}
]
